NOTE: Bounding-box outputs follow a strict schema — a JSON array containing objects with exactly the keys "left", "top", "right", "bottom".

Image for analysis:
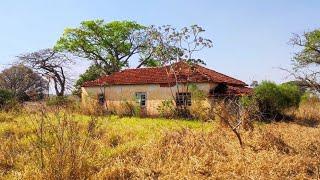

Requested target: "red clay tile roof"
[
  {"left": 209, "top": 85, "right": 253, "bottom": 97},
  {"left": 82, "top": 61, "right": 247, "bottom": 87},
  {"left": 224, "top": 86, "right": 253, "bottom": 96}
]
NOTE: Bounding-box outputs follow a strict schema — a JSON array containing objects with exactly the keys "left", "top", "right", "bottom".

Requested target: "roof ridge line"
[
  {"left": 121, "top": 66, "right": 163, "bottom": 71},
  {"left": 195, "top": 64, "right": 247, "bottom": 85}
]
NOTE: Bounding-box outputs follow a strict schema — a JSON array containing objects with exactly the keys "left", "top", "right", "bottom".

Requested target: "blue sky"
[{"left": 0, "top": 0, "right": 319, "bottom": 84}]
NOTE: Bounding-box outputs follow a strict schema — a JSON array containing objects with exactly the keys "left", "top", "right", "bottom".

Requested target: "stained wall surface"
[{"left": 81, "top": 83, "right": 216, "bottom": 115}]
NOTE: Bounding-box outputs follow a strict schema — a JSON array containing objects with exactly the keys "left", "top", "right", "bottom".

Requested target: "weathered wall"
[{"left": 81, "top": 83, "right": 216, "bottom": 116}]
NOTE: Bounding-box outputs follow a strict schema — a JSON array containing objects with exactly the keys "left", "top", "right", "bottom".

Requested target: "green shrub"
[
  {"left": 278, "top": 83, "right": 302, "bottom": 108},
  {"left": 253, "top": 81, "right": 302, "bottom": 119},
  {"left": 15, "top": 92, "right": 30, "bottom": 102},
  {"left": 0, "top": 89, "right": 14, "bottom": 109}
]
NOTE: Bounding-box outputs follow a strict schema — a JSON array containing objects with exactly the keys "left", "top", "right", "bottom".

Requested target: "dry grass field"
[{"left": 0, "top": 102, "right": 319, "bottom": 179}]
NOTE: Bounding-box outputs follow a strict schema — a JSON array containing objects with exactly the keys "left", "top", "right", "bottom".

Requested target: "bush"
[
  {"left": 0, "top": 89, "right": 14, "bottom": 109},
  {"left": 189, "top": 84, "right": 212, "bottom": 121},
  {"left": 240, "top": 96, "right": 261, "bottom": 124},
  {"left": 253, "top": 81, "right": 302, "bottom": 119},
  {"left": 278, "top": 83, "right": 302, "bottom": 108},
  {"left": 80, "top": 98, "right": 106, "bottom": 116},
  {"left": 157, "top": 100, "right": 175, "bottom": 118},
  {"left": 119, "top": 101, "right": 141, "bottom": 117},
  {"left": 16, "top": 91, "right": 31, "bottom": 102}
]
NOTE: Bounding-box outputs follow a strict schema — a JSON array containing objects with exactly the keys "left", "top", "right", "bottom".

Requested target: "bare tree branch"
[{"left": 18, "top": 49, "right": 73, "bottom": 96}]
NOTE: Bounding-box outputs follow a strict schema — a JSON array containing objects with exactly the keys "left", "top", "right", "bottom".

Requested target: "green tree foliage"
[
  {"left": 73, "top": 64, "right": 104, "bottom": 97},
  {"left": 253, "top": 81, "right": 302, "bottom": 119},
  {"left": 55, "top": 20, "right": 151, "bottom": 74},
  {"left": 292, "top": 29, "right": 320, "bottom": 65},
  {"left": 290, "top": 29, "right": 320, "bottom": 93},
  {"left": 278, "top": 83, "right": 302, "bottom": 107}
]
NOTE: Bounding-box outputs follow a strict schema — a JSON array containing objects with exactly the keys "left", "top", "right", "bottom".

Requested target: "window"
[
  {"left": 98, "top": 93, "right": 105, "bottom": 105},
  {"left": 135, "top": 92, "right": 147, "bottom": 107},
  {"left": 176, "top": 92, "right": 191, "bottom": 106}
]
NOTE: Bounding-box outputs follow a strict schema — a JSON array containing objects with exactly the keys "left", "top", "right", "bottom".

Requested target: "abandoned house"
[{"left": 81, "top": 61, "right": 252, "bottom": 116}]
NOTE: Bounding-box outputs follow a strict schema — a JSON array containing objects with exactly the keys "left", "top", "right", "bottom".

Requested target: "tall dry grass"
[
  {"left": 293, "top": 98, "right": 320, "bottom": 127},
  {"left": 94, "top": 123, "right": 320, "bottom": 179},
  {"left": 0, "top": 100, "right": 319, "bottom": 179}
]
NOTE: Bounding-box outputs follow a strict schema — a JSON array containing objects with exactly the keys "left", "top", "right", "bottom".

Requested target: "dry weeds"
[{"left": 0, "top": 102, "right": 319, "bottom": 179}]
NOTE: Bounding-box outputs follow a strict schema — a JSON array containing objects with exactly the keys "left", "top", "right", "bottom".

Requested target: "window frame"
[
  {"left": 176, "top": 92, "right": 192, "bottom": 106},
  {"left": 135, "top": 92, "right": 147, "bottom": 107},
  {"left": 98, "top": 93, "right": 105, "bottom": 105}
]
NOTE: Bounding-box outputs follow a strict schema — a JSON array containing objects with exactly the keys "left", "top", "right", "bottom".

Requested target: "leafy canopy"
[
  {"left": 73, "top": 64, "right": 104, "bottom": 97},
  {"left": 289, "top": 29, "right": 320, "bottom": 93},
  {"left": 292, "top": 29, "right": 320, "bottom": 66},
  {"left": 55, "top": 20, "right": 147, "bottom": 74}
]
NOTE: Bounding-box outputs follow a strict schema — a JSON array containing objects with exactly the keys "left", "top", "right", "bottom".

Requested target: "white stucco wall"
[{"left": 82, "top": 83, "right": 216, "bottom": 116}]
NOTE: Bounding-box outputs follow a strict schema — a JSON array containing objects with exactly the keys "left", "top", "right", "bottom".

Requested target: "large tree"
[
  {"left": 0, "top": 65, "right": 47, "bottom": 101},
  {"left": 289, "top": 29, "right": 320, "bottom": 93},
  {"left": 55, "top": 20, "right": 155, "bottom": 74},
  {"left": 18, "top": 49, "right": 72, "bottom": 97}
]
